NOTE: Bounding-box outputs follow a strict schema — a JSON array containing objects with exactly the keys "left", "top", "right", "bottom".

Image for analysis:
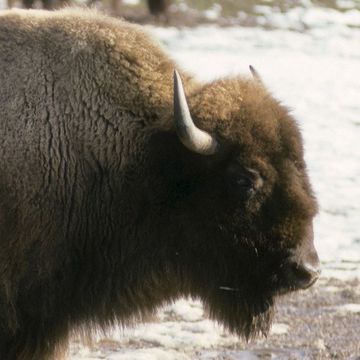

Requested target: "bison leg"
[
  {"left": 42, "top": 0, "right": 55, "bottom": 9},
  {"left": 42, "top": 0, "right": 68, "bottom": 10},
  {"left": 6, "top": 0, "right": 14, "bottom": 8},
  {"left": 22, "top": 0, "right": 35, "bottom": 8},
  {"left": 111, "top": 0, "right": 122, "bottom": 15}
]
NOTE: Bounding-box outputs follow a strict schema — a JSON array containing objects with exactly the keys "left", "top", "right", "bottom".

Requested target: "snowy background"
[{"left": 1, "top": 0, "right": 359, "bottom": 358}]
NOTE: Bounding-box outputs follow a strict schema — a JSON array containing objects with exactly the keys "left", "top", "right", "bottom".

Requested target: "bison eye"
[{"left": 226, "top": 164, "right": 263, "bottom": 198}]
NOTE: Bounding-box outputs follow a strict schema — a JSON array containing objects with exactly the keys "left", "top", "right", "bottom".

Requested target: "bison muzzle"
[{"left": 0, "top": 8, "right": 320, "bottom": 360}]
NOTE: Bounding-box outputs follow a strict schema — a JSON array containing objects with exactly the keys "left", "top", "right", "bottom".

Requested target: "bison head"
[{"left": 143, "top": 68, "right": 320, "bottom": 339}]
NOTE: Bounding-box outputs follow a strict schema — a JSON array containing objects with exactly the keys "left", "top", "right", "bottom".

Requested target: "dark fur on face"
[
  {"left": 0, "top": 9, "right": 318, "bottom": 359},
  {"left": 143, "top": 91, "right": 317, "bottom": 338}
]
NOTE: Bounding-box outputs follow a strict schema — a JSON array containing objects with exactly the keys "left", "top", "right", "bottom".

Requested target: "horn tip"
[
  {"left": 249, "top": 65, "right": 263, "bottom": 84},
  {"left": 173, "top": 69, "right": 180, "bottom": 87},
  {"left": 174, "top": 69, "right": 180, "bottom": 80}
]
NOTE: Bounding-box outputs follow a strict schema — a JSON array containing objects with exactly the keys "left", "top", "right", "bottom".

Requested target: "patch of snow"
[
  {"left": 204, "top": 3, "right": 222, "bottom": 21},
  {"left": 159, "top": 298, "right": 204, "bottom": 322},
  {"left": 116, "top": 319, "right": 237, "bottom": 349},
  {"left": 107, "top": 348, "right": 190, "bottom": 360},
  {"left": 314, "top": 338, "right": 326, "bottom": 351},
  {"left": 337, "top": 0, "right": 357, "bottom": 10},
  {"left": 323, "top": 286, "right": 341, "bottom": 292},
  {"left": 336, "top": 303, "right": 360, "bottom": 314},
  {"left": 123, "top": 0, "right": 140, "bottom": 6},
  {"left": 270, "top": 323, "right": 289, "bottom": 335}
]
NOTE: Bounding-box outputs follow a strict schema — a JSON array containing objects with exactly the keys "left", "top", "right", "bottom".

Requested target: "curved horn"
[
  {"left": 249, "top": 65, "right": 263, "bottom": 84},
  {"left": 173, "top": 70, "right": 218, "bottom": 155}
]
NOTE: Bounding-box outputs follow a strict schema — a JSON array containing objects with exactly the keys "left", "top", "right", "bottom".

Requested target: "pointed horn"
[
  {"left": 249, "top": 65, "right": 263, "bottom": 84},
  {"left": 173, "top": 70, "right": 218, "bottom": 155}
]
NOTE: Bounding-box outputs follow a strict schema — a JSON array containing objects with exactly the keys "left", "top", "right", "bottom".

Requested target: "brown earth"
[{"left": 228, "top": 277, "right": 360, "bottom": 359}]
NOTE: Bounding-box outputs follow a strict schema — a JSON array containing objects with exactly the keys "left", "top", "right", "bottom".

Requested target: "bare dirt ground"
[
  {"left": 181, "top": 277, "right": 360, "bottom": 359},
  {"left": 238, "top": 277, "right": 360, "bottom": 359}
]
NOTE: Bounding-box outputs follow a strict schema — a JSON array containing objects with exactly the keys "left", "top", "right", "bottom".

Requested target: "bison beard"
[
  {"left": 0, "top": 8, "right": 320, "bottom": 360},
  {"left": 206, "top": 287, "right": 275, "bottom": 340},
  {"left": 186, "top": 228, "right": 283, "bottom": 340},
  {"left": 200, "top": 249, "right": 276, "bottom": 340}
]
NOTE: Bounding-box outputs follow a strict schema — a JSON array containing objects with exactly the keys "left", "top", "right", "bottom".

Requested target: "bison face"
[{"left": 146, "top": 70, "right": 320, "bottom": 339}]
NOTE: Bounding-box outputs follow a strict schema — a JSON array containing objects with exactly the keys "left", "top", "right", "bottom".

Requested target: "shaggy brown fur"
[{"left": 0, "top": 8, "right": 318, "bottom": 360}]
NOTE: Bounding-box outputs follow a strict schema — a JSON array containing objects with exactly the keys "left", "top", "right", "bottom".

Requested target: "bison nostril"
[
  {"left": 287, "top": 261, "right": 321, "bottom": 290},
  {"left": 302, "top": 261, "right": 321, "bottom": 276}
]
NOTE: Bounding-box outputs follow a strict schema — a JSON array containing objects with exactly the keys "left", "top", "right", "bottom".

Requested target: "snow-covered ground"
[{"left": 70, "top": 298, "right": 294, "bottom": 359}]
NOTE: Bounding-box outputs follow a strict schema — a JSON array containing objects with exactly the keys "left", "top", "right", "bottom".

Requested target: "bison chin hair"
[{"left": 202, "top": 290, "right": 275, "bottom": 340}]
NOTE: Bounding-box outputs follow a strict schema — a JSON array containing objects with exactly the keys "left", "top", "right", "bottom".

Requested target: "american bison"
[{"left": 0, "top": 8, "right": 320, "bottom": 360}]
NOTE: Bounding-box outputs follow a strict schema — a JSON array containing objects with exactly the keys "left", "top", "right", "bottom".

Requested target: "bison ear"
[
  {"left": 173, "top": 70, "right": 219, "bottom": 156},
  {"left": 249, "top": 65, "right": 263, "bottom": 84}
]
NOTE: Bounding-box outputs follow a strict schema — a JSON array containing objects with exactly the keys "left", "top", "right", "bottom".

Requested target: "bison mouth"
[
  {"left": 198, "top": 250, "right": 320, "bottom": 339},
  {"left": 275, "top": 259, "right": 320, "bottom": 294}
]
